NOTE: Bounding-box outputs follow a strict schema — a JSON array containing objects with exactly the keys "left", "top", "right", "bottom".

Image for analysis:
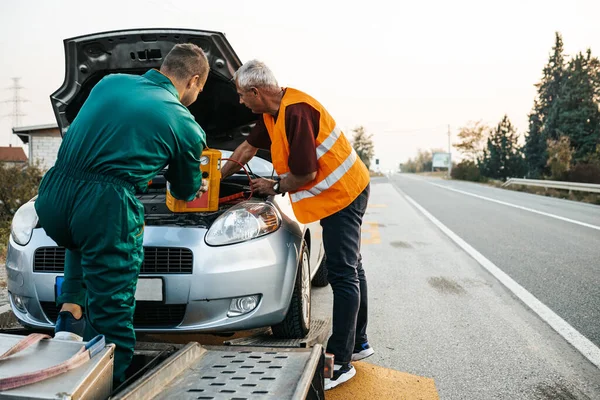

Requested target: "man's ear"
[
  {"left": 188, "top": 75, "right": 200, "bottom": 89},
  {"left": 251, "top": 87, "right": 259, "bottom": 96}
]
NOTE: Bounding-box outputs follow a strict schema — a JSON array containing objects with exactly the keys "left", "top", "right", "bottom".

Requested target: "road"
[
  {"left": 322, "top": 174, "right": 600, "bottom": 399},
  {"left": 393, "top": 174, "right": 600, "bottom": 349}
]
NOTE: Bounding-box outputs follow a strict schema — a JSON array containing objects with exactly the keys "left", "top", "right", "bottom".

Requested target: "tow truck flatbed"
[{"left": 0, "top": 317, "right": 332, "bottom": 400}]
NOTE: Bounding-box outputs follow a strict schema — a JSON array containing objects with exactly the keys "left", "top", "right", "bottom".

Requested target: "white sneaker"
[
  {"left": 352, "top": 342, "right": 375, "bottom": 361},
  {"left": 324, "top": 363, "right": 356, "bottom": 390}
]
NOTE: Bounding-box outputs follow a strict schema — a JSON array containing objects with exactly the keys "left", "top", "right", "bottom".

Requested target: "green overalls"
[{"left": 34, "top": 69, "right": 205, "bottom": 383}]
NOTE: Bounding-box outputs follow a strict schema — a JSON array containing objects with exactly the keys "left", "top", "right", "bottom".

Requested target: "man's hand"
[
  {"left": 195, "top": 179, "right": 209, "bottom": 198},
  {"left": 250, "top": 178, "right": 277, "bottom": 196}
]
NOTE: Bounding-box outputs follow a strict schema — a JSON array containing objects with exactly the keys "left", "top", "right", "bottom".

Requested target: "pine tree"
[
  {"left": 555, "top": 50, "right": 600, "bottom": 161},
  {"left": 481, "top": 115, "right": 525, "bottom": 180},
  {"left": 525, "top": 32, "right": 565, "bottom": 176},
  {"left": 524, "top": 103, "right": 546, "bottom": 178},
  {"left": 540, "top": 32, "right": 566, "bottom": 142}
]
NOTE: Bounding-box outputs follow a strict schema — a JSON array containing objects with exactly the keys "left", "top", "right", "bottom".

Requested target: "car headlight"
[
  {"left": 205, "top": 202, "right": 281, "bottom": 246},
  {"left": 11, "top": 199, "right": 39, "bottom": 246}
]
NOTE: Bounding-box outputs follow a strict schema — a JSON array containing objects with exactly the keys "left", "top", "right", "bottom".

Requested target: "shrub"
[
  {"left": 0, "top": 162, "right": 45, "bottom": 260},
  {"left": 451, "top": 160, "right": 485, "bottom": 182},
  {"left": 567, "top": 162, "right": 600, "bottom": 184}
]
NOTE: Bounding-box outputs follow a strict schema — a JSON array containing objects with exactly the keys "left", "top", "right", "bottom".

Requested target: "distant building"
[
  {"left": 0, "top": 146, "right": 28, "bottom": 168},
  {"left": 12, "top": 124, "right": 61, "bottom": 171}
]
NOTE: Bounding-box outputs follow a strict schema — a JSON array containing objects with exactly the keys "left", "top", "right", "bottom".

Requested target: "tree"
[
  {"left": 480, "top": 115, "right": 525, "bottom": 180},
  {"left": 555, "top": 49, "right": 600, "bottom": 161},
  {"left": 351, "top": 126, "right": 375, "bottom": 170},
  {"left": 525, "top": 32, "right": 565, "bottom": 177},
  {"left": 546, "top": 136, "right": 574, "bottom": 180},
  {"left": 539, "top": 32, "right": 566, "bottom": 142},
  {"left": 401, "top": 148, "right": 443, "bottom": 173},
  {"left": 524, "top": 101, "right": 547, "bottom": 178},
  {"left": 454, "top": 120, "right": 489, "bottom": 162}
]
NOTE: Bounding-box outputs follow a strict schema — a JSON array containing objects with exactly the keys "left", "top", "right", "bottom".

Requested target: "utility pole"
[
  {"left": 3, "top": 77, "right": 28, "bottom": 146},
  {"left": 447, "top": 124, "right": 452, "bottom": 179}
]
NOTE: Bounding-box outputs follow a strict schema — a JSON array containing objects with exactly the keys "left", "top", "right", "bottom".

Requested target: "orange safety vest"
[{"left": 263, "top": 88, "right": 370, "bottom": 224}]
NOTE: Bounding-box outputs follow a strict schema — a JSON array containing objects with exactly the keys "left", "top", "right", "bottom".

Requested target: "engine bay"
[{"left": 137, "top": 172, "right": 261, "bottom": 228}]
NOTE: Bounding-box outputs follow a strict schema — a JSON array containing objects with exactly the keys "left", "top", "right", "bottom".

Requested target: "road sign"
[{"left": 432, "top": 152, "right": 451, "bottom": 169}]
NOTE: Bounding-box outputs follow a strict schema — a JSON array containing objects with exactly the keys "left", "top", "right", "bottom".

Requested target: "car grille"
[
  {"left": 33, "top": 247, "right": 193, "bottom": 274},
  {"left": 40, "top": 301, "right": 187, "bottom": 328}
]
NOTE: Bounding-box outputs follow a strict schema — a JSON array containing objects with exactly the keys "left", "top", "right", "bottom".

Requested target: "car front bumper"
[{"left": 5, "top": 224, "right": 303, "bottom": 333}]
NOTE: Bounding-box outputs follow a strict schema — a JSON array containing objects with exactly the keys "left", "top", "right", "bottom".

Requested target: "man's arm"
[
  {"left": 164, "top": 113, "right": 207, "bottom": 201},
  {"left": 221, "top": 140, "right": 259, "bottom": 179},
  {"left": 249, "top": 171, "right": 317, "bottom": 196},
  {"left": 279, "top": 172, "right": 317, "bottom": 193},
  {"left": 164, "top": 137, "right": 205, "bottom": 201}
]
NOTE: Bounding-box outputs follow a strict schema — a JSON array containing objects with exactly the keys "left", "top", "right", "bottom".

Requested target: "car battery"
[
  {"left": 166, "top": 148, "right": 222, "bottom": 213},
  {"left": 0, "top": 333, "right": 115, "bottom": 400}
]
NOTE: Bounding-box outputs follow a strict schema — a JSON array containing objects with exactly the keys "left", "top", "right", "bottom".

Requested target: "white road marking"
[
  {"left": 404, "top": 193, "right": 600, "bottom": 370},
  {"left": 428, "top": 182, "right": 600, "bottom": 232}
]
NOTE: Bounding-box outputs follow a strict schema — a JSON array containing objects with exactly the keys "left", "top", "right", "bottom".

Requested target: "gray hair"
[
  {"left": 233, "top": 60, "right": 279, "bottom": 92},
  {"left": 161, "top": 43, "right": 209, "bottom": 82}
]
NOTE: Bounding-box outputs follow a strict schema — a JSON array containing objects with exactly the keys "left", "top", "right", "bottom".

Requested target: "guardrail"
[{"left": 502, "top": 178, "right": 600, "bottom": 193}]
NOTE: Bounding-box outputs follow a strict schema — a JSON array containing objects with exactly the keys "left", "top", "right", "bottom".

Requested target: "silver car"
[{"left": 5, "top": 28, "right": 329, "bottom": 339}]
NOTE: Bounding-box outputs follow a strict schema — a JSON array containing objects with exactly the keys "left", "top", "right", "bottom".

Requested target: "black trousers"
[{"left": 320, "top": 183, "right": 370, "bottom": 364}]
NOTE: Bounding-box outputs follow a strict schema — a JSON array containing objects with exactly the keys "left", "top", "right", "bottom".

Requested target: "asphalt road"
[
  {"left": 392, "top": 174, "right": 600, "bottom": 349},
  {"left": 318, "top": 175, "right": 600, "bottom": 399}
]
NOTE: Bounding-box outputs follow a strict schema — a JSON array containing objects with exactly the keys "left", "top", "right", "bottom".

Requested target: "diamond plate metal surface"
[
  {"left": 153, "top": 347, "right": 313, "bottom": 400},
  {"left": 224, "top": 318, "right": 330, "bottom": 349}
]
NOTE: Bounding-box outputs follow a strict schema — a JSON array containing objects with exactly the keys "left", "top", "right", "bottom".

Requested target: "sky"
[{"left": 1, "top": 0, "right": 600, "bottom": 171}]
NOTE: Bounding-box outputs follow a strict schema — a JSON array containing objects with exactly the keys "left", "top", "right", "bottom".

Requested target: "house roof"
[
  {"left": 12, "top": 123, "right": 60, "bottom": 144},
  {"left": 0, "top": 146, "right": 28, "bottom": 162},
  {"left": 12, "top": 123, "right": 59, "bottom": 133}
]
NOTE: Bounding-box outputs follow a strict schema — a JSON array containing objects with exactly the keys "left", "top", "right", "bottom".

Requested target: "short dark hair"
[{"left": 160, "top": 43, "right": 209, "bottom": 82}]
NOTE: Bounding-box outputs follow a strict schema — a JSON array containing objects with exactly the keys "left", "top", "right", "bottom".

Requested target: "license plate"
[
  {"left": 135, "top": 278, "right": 163, "bottom": 301},
  {"left": 55, "top": 277, "right": 163, "bottom": 302}
]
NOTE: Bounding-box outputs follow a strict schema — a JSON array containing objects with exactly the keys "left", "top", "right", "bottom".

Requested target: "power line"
[{"left": 3, "top": 77, "right": 28, "bottom": 146}]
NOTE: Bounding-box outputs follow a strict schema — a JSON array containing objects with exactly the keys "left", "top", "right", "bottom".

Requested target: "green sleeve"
[{"left": 165, "top": 121, "right": 207, "bottom": 201}]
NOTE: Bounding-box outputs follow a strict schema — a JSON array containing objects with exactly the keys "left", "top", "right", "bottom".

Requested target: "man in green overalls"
[{"left": 34, "top": 43, "right": 210, "bottom": 384}]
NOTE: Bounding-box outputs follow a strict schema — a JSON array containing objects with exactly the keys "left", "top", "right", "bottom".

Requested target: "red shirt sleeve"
[
  {"left": 246, "top": 117, "right": 271, "bottom": 150},
  {"left": 285, "top": 103, "right": 320, "bottom": 175}
]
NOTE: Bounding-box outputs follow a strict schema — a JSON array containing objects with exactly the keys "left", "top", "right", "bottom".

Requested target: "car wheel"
[
  {"left": 311, "top": 254, "right": 329, "bottom": 287},
  {"left": 271, "top": 239, "right": 311, "bottom": 339}
]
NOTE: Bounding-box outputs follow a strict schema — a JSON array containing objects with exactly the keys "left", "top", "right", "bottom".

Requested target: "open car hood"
[{"left": 50, "top": 28, "right": 268, "bottom": 160}]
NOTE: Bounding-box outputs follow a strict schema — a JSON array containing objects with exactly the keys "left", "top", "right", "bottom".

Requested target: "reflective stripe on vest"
[
  {"left": 291, "top": 149, "right": 358, "bottom": 202},
  {"left": 316, "top": 126, "right": 341, "bottom": 160}
]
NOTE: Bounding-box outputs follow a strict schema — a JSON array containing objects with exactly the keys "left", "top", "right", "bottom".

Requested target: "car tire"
[
  {"left": 311, "top": 255, "right": 329, "bottom": 287},
  {"left": 271, "top": 239, "right": 311, "bottom": 339}
]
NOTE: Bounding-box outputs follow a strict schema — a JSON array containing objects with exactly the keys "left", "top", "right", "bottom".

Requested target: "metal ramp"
[
  {"left": 111, "top": 318, "right": 331, "bottom": 400},
  {"left": 223, "top": 318, "right": 331, "bottom": 349},
  {"left": 111, "top": 343, "right": 324, "bottom": 400}
]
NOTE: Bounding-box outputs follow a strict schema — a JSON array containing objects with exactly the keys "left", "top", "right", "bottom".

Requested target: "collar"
[{"left": 143, "top": 69, "right": 180, "bottom": 100}]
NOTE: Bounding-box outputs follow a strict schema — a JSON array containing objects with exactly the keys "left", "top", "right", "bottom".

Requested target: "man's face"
[
  {"left": 236, "top": 83, "right": 266, "bottom": 114},
  {"left": 181, "top": 74, "right": 206, "bottom": 107}
]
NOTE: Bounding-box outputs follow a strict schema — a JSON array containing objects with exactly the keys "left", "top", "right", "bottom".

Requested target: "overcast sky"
[{"left": 1, "top": 0, "right": 600, "bottom": 170}]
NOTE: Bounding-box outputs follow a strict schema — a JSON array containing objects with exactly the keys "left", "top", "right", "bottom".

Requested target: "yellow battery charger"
[{"left": 166, "top": 148, "right": 222, "bottom": 212}]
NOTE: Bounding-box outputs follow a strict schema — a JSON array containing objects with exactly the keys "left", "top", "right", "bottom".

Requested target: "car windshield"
[{"left": 219, "top": 150, "right": 276, "bottom": 177}]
